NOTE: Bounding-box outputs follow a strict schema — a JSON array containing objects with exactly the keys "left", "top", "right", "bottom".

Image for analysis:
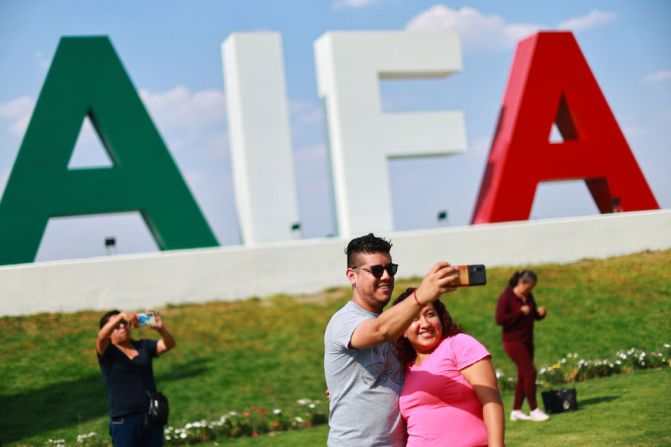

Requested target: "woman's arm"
[
  {"left": 350, "top": 263, "right": 459, "bottom": 349},
  {"left": 495, "top": 291, "right": 521, "bottom": 326},
  {"left": 530, "top": 295, "right": 547, "bottom": 321},
  {"left": 461, "top": 357, "right": 505, "bottom": 447},
  {"left": 151, "top": 311, "right": 176, "bottom": 356},
  {"left": 96, "top": 312, "right": 136, "bottom": 355}
]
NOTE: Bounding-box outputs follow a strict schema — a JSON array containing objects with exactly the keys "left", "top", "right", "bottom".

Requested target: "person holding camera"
[
  {"left": 393, "top": 287, "right": 505, "bottom": 447},
  {"left": 96, "top": 310, "right": 176, "bottom": 447},
  {"left": 495, "top": 270, "right": 549, "bottom": 422}
]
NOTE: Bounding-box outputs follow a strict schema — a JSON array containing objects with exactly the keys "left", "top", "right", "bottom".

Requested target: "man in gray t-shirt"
[{"left": 324, "top": 233, "right": 459, "bottom": 447}]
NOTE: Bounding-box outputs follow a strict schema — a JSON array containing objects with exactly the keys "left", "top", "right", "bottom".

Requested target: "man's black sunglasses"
[{"left": 352, "top": 263, "right": 398, "bottom": 278}]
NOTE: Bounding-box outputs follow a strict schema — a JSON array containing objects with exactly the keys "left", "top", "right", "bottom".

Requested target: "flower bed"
[
  {"left": 163, "top": 398, "right": 327, "bottom": 445},
  {"left": 496, "top": 343, "right": 671, "bottom": 391},
  {"left": 45, "top": 344, "right": 670, "bottom": 446}
]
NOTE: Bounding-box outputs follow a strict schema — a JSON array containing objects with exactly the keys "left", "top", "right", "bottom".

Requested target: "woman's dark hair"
[
  {"left": 345, "top": 233, "right": 392, "bottom": 268},
  {"left": 99, "top": 309, "right": 121, "bottom": 329},
  {"left": 392, "top": 287, "right": 463, "bottom": 366},
  {"left": 508, "top": 270, "right": 538, "bottom": 288}
]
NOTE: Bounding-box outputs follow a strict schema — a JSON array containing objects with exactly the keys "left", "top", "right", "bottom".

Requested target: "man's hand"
[
  {"left": 537, "top": 306, "right": 547, "bottom": 317},
  {"left": 520, "top": 305, "right": 531, "bottom": 315},
  {"left": 121, "top": 311, "right": 138, "bottom": 327},
  {"left": 415, "top": 262, "right": 460, "bottom": 305},
  {"left": 349, "top": 261, "right": 459, "bottom": 350}
]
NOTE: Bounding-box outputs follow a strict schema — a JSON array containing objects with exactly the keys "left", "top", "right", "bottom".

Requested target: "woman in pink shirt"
[{"left": 393, "top": 288, "right": 505, "bottom": 447}]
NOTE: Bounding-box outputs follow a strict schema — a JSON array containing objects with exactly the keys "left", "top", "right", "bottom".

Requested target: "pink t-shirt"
[{"left": 399, "top": 333, "right": 491, "bottom": 447}]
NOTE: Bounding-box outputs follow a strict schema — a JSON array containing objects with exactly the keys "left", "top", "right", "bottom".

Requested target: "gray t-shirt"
[{"left": 324, "top": 300, "right": 405, "bottom": 447}]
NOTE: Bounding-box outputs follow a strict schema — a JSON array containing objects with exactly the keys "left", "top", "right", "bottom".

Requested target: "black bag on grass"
[{"left": 542, "top": 388, "right": 578, "bottom": 414}]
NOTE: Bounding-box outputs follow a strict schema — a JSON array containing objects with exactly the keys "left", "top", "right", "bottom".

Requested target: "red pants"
[{"left": 503, "top": 341, "right": 538, "bottom": 410}]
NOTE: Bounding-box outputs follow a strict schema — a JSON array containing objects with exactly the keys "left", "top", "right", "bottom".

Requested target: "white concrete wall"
[{"left": 1, "top": 210, "right": 669, "bottom": 316}]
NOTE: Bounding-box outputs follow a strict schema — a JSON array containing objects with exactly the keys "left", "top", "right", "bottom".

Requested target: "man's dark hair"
[
  {"left": 99, "top": 309, "right": 121, "bottom": 329},
  {"left": 345, "top": 233, "right": 392, "bottom": 268}
]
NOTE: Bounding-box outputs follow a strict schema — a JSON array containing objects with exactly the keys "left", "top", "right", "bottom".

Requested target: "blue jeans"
[{"left": 109, "top": 413, "right": 164, "bottom": 447}]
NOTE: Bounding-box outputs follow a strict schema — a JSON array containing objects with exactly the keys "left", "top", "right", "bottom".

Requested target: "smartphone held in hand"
[
  {"left": 455, "top": 265, "right": 487, "bottom": 287},
  {"left": 138, "top": 311, "right": 156, "bottom": 327}
]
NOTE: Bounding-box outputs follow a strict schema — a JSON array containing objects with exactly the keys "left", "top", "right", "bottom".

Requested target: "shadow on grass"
[
  {"left": 156, "top": 356, "right": 211, "bottom": 382},
  {"left": 1, "top": 357, "right": 211, "bottom": 444},
  {"left": 579, "top": 395, "right": 620, "bottom": 408}
]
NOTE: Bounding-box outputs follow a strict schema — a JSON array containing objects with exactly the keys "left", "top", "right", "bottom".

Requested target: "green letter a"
[{"left": 0, "top": 37, "right": 218, "bottom": 265}]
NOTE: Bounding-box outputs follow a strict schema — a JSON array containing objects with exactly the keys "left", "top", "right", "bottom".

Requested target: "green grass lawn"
[
  {"left": 1, "top": 249, "right": 670, "bottom": 446},
  {"left": 196, "top": 368, "right": 671, "bottom": 447}
]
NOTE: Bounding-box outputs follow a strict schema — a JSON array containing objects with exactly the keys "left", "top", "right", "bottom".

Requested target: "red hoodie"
[{"left": 495, "top": 287, "right": 545, "bottom": 344}]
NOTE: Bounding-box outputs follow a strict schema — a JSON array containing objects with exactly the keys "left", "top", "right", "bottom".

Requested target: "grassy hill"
[
  {"left": 196, "top": 368, "right": 671, "bottom": 447},
  {"left": 1, "top": 249, "right": 669, "bottom": 446}
]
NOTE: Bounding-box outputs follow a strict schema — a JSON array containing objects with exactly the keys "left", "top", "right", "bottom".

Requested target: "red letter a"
[{"left": 471, "top": 32, "right": 658, "bottom": 224}]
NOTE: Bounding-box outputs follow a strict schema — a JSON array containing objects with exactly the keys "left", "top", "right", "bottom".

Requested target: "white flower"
[{"left": 273, "top": 408, "right": 282, "bottom": 414}]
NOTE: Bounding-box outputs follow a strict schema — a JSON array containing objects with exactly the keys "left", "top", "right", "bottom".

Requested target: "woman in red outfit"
[{"left": 495, "top": 270, "right": 549, "bottom": 422}]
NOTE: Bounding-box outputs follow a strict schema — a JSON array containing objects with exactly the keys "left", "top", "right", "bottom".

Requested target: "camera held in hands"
[
  {"left": 137, "top": 311, "right": 157, "bottom": 327},
  {"left": 455, "top": 265, "right": 487, "bottom": 287}
]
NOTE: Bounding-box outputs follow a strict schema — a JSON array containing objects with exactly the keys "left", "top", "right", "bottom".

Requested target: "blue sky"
[{"left": 0, "top": 0, "right": 669, "bottom": 262}]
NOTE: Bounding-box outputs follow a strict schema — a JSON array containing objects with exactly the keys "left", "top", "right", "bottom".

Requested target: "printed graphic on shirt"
[{"left": 358, "top": 344, "right": 404, "bottom": 387}]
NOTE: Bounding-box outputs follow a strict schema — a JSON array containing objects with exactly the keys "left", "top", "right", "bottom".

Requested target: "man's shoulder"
[
  {"left": 325, "top": 301, "right": 375, "bottom": 349},
  {"left": 327, "top": 301, "right": 374, "bottom": 328}
]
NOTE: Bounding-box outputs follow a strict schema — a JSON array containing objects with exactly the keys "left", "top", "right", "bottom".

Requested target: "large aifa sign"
[{"left": 0, "top": 31, "right": 658, "bottom": 265}]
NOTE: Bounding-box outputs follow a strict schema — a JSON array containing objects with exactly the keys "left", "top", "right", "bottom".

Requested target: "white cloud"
[
  {"left": 0, "top": 96, "right": 35, "bottom": 136},
  {"left": 405, "top": 6, "right": 539, "bottom": 50},
  {"left": 34, "top": 50, "right": 51, "bottom": 71},
  {"left": 0, "top": 87, "right": 229, "bottom": 142},
  {"left": 139, "top": 85, "right": 230, "bottom": 162},
  {"left": 140, "top": 86, "right": 227, "bottom": 131},
  {"left": 332, "top": 0, "right": 380, "bottom": 10},
  {"left": 290, "top": 100, "right": 322, "bottom": 135},
  {"left": 621, "top": 126, "right": 641, "bottom": 140},
  {"left": 643, "top": 70, "right": 671, "bottom": 82},
  {"left": 294, "top": 144, "right": 331, "bottom": 195},
  {"left": 184, "top": 169, "right": 205, "bottom": 186},
  {"left": 295, "top": 144, "right": 326, "bottom": 161},
  {"left": 468, "top": 136, "right": 491, "bottom": 158},
  {"left": 205, "top": 133, "right": 230, "bottom": 158},
  {"left": 558, "top": 10, "right": 616, "bottom": 31},
  {"left": 405, "top": 6, "right": 616, "bottom": 51},
  {"left": 0, "top": 97, "right": 32, "bottom": 119}
]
